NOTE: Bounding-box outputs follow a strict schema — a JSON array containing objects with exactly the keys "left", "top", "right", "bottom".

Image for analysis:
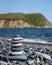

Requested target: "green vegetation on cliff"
[{"left": 0, "top": 13, "right": 50, "bottom": 27}]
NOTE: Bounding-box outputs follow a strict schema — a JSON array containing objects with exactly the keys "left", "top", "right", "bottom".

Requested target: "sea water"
[{"left": 0, "top": 28, "right": 52, "bottom": 42}]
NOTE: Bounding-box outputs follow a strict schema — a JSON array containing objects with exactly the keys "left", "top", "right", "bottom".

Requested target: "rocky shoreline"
[{"left": 0, "top": 36, "right": 52, "bottom": 65}]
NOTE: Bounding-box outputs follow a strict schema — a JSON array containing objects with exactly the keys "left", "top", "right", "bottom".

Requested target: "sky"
[{"left": 0, "top": 0, "right": 52, "bottom": 22}]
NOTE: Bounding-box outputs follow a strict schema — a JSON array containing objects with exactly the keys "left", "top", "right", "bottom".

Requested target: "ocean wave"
[{"left": 0, "top": 37, "right": 52, "bottom": 44}]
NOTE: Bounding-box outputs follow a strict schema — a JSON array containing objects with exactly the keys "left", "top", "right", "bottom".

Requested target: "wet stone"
[{"left": 0, "top": 40, "right": 52, "bottom": 65}]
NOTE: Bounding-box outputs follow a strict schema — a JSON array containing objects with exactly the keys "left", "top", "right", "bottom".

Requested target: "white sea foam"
[{"left": 21, "top": 38, "right": 48, "bottom": 43}]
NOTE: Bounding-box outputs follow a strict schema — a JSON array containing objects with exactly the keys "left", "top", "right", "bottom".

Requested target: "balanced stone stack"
[{"left": 7, "top": 35, "right": 27, "bottom": 61}]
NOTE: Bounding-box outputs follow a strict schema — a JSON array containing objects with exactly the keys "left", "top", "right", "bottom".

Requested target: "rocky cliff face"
[
  {"left": 0, "top": 20, "right": 32, "bottom": 28},
  {"left": 0, "top": 19, "right": 50, "bottom": 28}
]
